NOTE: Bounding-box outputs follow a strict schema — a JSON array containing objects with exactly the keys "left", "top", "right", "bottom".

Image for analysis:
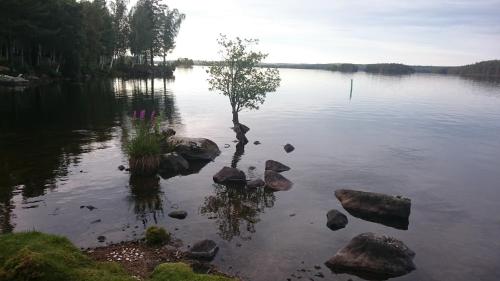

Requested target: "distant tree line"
[
  {"left": 206, "top": 60, "right": 500, "bottom": 78},
  {"left": 174, "top": 58, "right": 194, "bottom": 68},
  {"left": 0, "top": 0, "right": 184, "bottom": 78}
]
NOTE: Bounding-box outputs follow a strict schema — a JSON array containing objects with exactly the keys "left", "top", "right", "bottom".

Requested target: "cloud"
[{"left": 129, "top": 0, "right": 500, "bottom": 65}]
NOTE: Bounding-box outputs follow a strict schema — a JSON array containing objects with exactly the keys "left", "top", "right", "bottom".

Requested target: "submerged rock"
[
  {"left": 167, "top": 136, "right": 220, "bottom": 161},
  {"left": 168, "top": 210, "right": 188, "bottom": 219},
  {"left": 213, "top": 167, "right": 246, "bottom": 184},
  {"left": 253, "top": 141, "right": 261, "bottom": 145},
  {"left": 118, "top": 165, "right": 125, "bottom": 171},
  {"left": 159, "top": 152, "right": 189, "bottom": 173},
  {"left": 325, "top": 232, "right": 416, "bottom": 280},
  {"left": 97, "top": 235, "right": 106, "bottom": 243},
  {"left": 265, "top": 160, "right": 291, "bottom": 173},
  {"left": 265, "top": 170, "right": 293, "bottom": 191},
  {"left": 326, "top": 209, "right": 348, "bottom": 231},
  {"left": 247, "top": 178, "right": 265, "bottom": 189},
  {"left": 284, "top": 143, "right": 295, "bottom": 153},
  {"left": 335, "top": 189, "right": 411, "bottom": 230},
  {"left": 189, "top": 239, "right": 219, "bottom": 260}
]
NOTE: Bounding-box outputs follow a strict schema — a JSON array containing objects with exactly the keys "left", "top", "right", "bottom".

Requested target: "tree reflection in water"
[
  {"left": 128, "top": 175, "right": 164, "bottom": 227},
  {"left": 201, "top": 178, "right": 275, "bottom": 241}
]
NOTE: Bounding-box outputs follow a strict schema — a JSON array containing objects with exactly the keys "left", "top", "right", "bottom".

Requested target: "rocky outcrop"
[
  {"left": 188, "top": 239, "right": 219, "bottom": 260},
  {"left": 247, "top": 178, "right": 265, "bottom": 189},
  {"left": 265, "top": 170, "right": 293, "bottom": 191},
  {"left": 326, "top": 209, "right": 348, "bottom": 231},
  {"left": 213, "top": 167, "right": 246, "bottom": 184},
  {"left": 265, "top": 160, "right": 291, "bottom": 173},
  {"left": 335, "top": 189, "right": 411, "bottom": 230},
  {"left": 166, "top": 136, "right": 220, "bottom": 161},
  {"left": 325, "top": 232, "right": 416, "bottom": 280}
]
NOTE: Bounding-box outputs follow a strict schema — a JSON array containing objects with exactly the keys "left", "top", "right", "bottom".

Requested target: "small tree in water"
[{"left": 208, "top": 35, "right": 281, "bottom": 143}]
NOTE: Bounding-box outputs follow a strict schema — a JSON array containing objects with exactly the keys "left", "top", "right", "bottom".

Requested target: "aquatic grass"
[{"left": 127, "top": 110, "right": 163, "bottom": 175}]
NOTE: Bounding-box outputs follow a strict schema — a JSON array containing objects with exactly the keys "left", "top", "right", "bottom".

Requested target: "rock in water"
[
  {"left": 159, "top": 152, "right": 189, "bottom": 173},
  {"left": 335, "top": 189, "right": 411, "bottom": 230},
  {"left": 284, "top": 143, "right": 295, "bottom": 153},
  {"left": 0, "top": 74, "right": 29, "bottom": 86},
  {"left": 325, "top": 232, "right": 416, "bottom": 280},
  {"left": 265, "top": 160, "right": 291, "bottom": 173},
  {"left": 189, "top": 239, "right": 219, "bottom": 260},
  {"left": 247, "top": 178, "right": 265, "bottom": 189},
  {"left": 118, "top": 165, "right": 125, "bottom": 171},
  {"left": 326, "top": 209, "right": 348, "bottom": 230},
  {"left": 167, "top": 136, "right": 220, "bottom": 161},
  {"left": 213, "top": 167, "right": 246, "bottom": 184},
  {"left": 168, "top": 210, "right": 188, "bottom": 219},
  {"left": 265, "top": 170, "right": 293, "bottom": 191}
]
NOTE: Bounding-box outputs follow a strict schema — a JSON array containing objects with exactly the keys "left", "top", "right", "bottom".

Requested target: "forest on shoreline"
[
  {"left": 197, "top": 60, "right": 500, "bottom": 78},
  {"left": 0, "top": 0, "right": 184, "bottom": 79}
]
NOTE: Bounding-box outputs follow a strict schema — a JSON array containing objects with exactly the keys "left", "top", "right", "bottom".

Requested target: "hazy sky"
[{"left": 132, "top": 0, "right": 500, "bottom": 65}]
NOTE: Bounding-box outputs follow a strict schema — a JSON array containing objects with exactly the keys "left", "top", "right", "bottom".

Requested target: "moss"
[
  {"left": 0, "top": 232, "right": 236, "bottom": 281},
  {"left": 0, "top": 232, "right": 135, "bottom": 281},
  {"left": 145, "top": 226, "right": 170, "bottom": 246},
  {"left": 151, "top": 263, "right": 236, "bottom": 281}
]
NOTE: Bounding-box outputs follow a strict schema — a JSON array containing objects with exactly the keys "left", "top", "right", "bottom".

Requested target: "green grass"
[
  {"left": 151, "top": 263, "right": 235, "bottom": 281},
  {"left": 0, "top": 232, "right": 236, "bottom": 281}
]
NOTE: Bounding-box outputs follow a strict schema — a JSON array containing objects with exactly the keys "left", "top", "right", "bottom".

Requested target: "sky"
[{"left": 131, "top": 0, "right": 500, "bottom": 66}]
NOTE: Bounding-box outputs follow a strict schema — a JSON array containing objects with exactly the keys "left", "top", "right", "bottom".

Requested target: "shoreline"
[{"left": 84, "top": 238, "right": 238, "bottom": 281}]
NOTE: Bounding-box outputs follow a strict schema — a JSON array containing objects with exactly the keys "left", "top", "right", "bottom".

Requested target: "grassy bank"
[{"left": 0, "top": 231, "right": 235, "bottom": 281}]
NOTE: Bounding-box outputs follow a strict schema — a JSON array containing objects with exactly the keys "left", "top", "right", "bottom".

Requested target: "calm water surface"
[{"left": 1, "top": 67, "right": 500, "bottom": 281}]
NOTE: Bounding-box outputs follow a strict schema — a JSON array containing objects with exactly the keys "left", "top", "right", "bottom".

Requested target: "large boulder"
[
  {"left": 265, "top": 170, "right": 293, "bottom": 191},
  {"left": 325, "top": 232, "right": 416, "bottom": 280},
  {"left": 265, "top": 160, "right": 290, "bottom": 173},
  {"left": 167, "top": 136, "right": 220, "bottom": 161},
  {"left": 326, "top": 209, "right": 348, "bottom": 231},
  {"left": 159, "top": 152, "right": 189, "bottom": 173},
  {"left": 335, "top": 189, "right": 411, "bottom": 230},
  {"left": 213, "top": 167, "right": 246, "bottom": 184},
  {"left": 188, "top": 239, "right": 219, "bottom": 260}
]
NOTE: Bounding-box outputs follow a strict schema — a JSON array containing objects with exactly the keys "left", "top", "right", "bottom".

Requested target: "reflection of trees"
[
  {"left": 128, "top": 175, "right": 164, "bottom": 225},
  {"left": 231, "top": 142, "right": 245, "bottom": 168},
  {"left": 0, "top": 77, "right": 182, "bottom": 233},
  {"left": 200, "top": 184, "right": 275, "bottom": 241}
]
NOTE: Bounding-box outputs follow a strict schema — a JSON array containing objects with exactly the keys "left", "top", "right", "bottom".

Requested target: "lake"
[{"left": 1, "top": 67, "right": 500, "bottom": 281}]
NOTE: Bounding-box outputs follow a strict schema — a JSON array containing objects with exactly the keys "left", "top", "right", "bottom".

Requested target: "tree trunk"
[
  {"left": 150, "top": 48, "right": 154, "bottom": 68},
  {"left": 232, "top": 110, "right": 248, "bottom": 144},
  {"left": 232, "top": 110, "right": 239, "bottom": 125}
]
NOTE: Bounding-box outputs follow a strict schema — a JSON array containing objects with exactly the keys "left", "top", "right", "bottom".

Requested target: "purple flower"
[
  {"left": 139, "top": 110, "right": 146, "bottom": 120},
  {"left": 132, "top": 111, "right": 137, "bottom": 119},
  {"left": 150, "top": 111, "right": 156, "bottom": 122}
]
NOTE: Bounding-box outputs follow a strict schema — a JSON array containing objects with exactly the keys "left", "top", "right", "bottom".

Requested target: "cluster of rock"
[
  {"left": 324, "top": 189, "right": 415, "bottom": 280},
  {"left": 212, "top": 159, "right": 293, "bottom": 192}
]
